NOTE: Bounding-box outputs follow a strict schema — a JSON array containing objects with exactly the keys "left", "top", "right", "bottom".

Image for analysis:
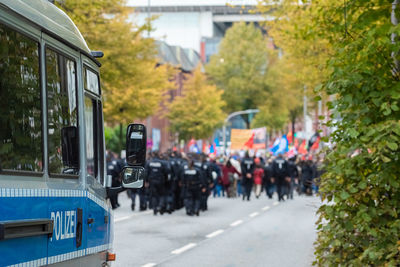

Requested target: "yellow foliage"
[
  {"left": 57, "top": 0, "right": 172, "bottom": 124},
  {"left": 167, "top": 68, "right": 226, "bottom": 141}
]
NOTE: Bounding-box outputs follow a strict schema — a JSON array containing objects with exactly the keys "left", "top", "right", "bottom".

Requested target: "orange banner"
[{"left": 230, "top": 127, "right": 266, "bottom": 150}]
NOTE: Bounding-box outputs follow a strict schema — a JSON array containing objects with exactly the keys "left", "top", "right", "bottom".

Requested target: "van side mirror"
[
  {"left": 61, "top": 126, "right": 79, "bottom": 169},
  {"left": 126, "top": 124, "right": 147, "bottom": 167},
  {"left": 121, "top": 166, "right": 145, "bottom": 188}
]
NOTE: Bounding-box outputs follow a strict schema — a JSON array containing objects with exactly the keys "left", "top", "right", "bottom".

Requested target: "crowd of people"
[{"left": 106, "top": 150, "right": 324, "bottom": 217}]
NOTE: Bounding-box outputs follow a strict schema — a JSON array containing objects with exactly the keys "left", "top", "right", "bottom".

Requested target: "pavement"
[{"left": 112, "top": 192, "right": 320, "bottom": 267}]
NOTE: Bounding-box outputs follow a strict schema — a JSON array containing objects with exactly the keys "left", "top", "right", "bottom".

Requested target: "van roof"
[{"left": 0, "top": 0, "right": 91, "bottom": 54}]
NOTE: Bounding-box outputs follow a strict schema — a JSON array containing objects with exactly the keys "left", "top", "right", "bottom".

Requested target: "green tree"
[
  {"left": 206, "top": 22, "right": 270, "bottom": 119},
  {"left": 260, "top": 0, "right": 400, "bottom": 265},
  {"left": 104, "top": 125, "right": 127, "bottom": 154},
  {"left": 167, "top": 68, "right": 226, "bottom": 141},
  {"left": 252, "top": 51, "right": 303, "bottom": 130}
]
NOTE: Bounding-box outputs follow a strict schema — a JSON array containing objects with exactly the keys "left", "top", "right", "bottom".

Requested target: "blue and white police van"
[{"left": 0, "top": 0, "right": 146, "bottom": 266}]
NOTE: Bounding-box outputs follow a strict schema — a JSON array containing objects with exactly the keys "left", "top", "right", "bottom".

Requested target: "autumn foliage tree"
[
  {"left": 167, "top": 68, "right": 225, "bottom": 141},
  {"left": 57, "top": 0, "right": 171, "bottom": 124}
]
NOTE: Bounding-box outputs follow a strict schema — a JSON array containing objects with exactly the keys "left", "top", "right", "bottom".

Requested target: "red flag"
[
  {"left": 287, "top": 131, "right": 293, "bottom": 144},
  {"left": 244, "top": 133, "right": 255, "bottom": 149},
  {"left": 298, "top": 140, "right": 307, "bottom": 155},
  {"left": 310, "top": 137, "right": 320, "bottom": 150}
]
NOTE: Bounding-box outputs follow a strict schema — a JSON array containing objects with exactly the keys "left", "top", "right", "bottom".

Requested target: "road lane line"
[
  {"left": 262, "top": 206, "right": 270, "bottom": 211},
  {"left": 249, "top": 212, "right": 259, "bottom": 218},
  {"left": 171, "top": 243, "right": 197, "bottom": 255},
  {"left": 230, "top": 220, "right": 243, "bottom": 227},
  {"left": 115, "top": 210, "right": 152, "bottom": 223},
  {"left": 206, "top": 229, "right": 224, "bottom": 238},
  {"left": 141, "top": 263, "right": 156, "bottom": 267},
  {"left": 273, "top": 201, "right": 279, "bottom": 206},
  {"left": 115, "top": 215, "right": 131, "bottom": 222}
]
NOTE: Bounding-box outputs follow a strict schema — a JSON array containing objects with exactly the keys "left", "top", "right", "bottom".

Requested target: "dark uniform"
[
  {"left": 263, "top": 161, "right": 275, "bottom": 199},
  {"left": 169, "top": 154, "right": 184, "bottom": 211},
  {"left": 145, "top": 156, "right": 170, "bottom": 215},
  {"left": 181, "top": 163, "right": 205, "bottom": 216},
  {"left": 241, "top": 156, "right": 255, "bottom": 201},
  {"left": 287, "top": 157, "right": 299, "bottom": 200},
  {"left": 300, "top": 159, "right": 315, "bottom": 195},
  {"left": 271, "top": 155, "right": 290, "bottom": 201},
  {"left": 107, "top": 157, "right": 122, "bottom": 209},
  {"left": 196, "top": 159, "right": 213, "bottom": 211}
]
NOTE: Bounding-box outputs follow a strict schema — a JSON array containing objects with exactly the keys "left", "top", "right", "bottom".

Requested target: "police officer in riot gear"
[
  {"left": 241, "top": 152, "right": 255, "bottom": 201},
  {"left": 106, "top": 152, "right": 122, "bottom": 209},
  {"left": 263, "top": 158, "right": 275, "bottom": 199},
  {"left": 145, "top": 151, "right": 170, "bottom": 215},
  {"left": 198, "top": 154, "right": 213, "bottom": 211},
  {"left": 169, "top": 151, "right": 183, "bottom": 211},
  {"left": 160, "top": 153, "right": 174, "bottom": 214},
  {"left": 271, "top": 153, "right": 290, "bottom": 201},
  {"left": 181, "top": 159, "right": 205, "bottom": 216}
]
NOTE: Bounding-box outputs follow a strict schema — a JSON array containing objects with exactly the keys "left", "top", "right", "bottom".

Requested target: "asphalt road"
[{"left": 112, "top": 192, "right": 320, "bottom": 267}]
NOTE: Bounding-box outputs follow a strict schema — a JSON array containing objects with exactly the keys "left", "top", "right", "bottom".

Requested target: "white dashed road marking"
[
  {"left": 262, "top": 206, "right": 270, "bottom": 211},
  {"left": 115, "top": 215, "right": 131, "bottom": 222},
  {"left": 273, "top": 201, "right": 279, "bottom": 206},
  {"left": 249, "top": 212, "right": 259, "bottom": 218},
  {"left": 206, "top": 229, "right": 224, "bottom": 238},
  {"left": 115, "top": 210, "right": 152, "bottom": 223},
  {"left": 171, "top": 243, "right": 197, "bottom": 255},
  {"left": 141, "top": 263, "right": 156, "bottom": 267},
  {"left": 230, "top": 220, "right": 243, "bottom": 227}
]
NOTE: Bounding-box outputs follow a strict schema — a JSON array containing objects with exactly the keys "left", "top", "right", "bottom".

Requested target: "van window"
[
  {"left": 0, "top": 23, "right": 42, "bottom": 173},
  {"left": 85, "top": 97, "right": 97, "bottom": 178},
  {"left": 84, "top": 67, "right": 100, "bottom": 95},
  {"left": 46, "top": 48, "right": 79, "bottom": 176}
]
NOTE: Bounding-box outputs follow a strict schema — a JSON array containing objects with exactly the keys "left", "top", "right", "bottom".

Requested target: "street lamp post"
[{"left": 222, "top": 109, "right": 259, "bottom": 155}]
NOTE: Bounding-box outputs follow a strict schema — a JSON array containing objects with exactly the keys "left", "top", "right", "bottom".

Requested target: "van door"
[
  {"left": 42, "top": 33, "right": 87, "bottom": 264},
  {"left": 82, "top": 62, "right": 111, "bottom": 255}
]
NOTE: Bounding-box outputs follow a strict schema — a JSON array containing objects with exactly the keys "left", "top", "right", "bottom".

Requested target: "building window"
[{"left": 0, "top": 23, "right": 42, "bottom": 173}]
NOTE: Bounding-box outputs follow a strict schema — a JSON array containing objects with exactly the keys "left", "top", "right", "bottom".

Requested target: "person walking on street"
[
  {"left": 300, "top": 155, "right": 316, "bottom": 196},
  {"left": 253, "top": 157, "right": 264, "bottom": 198},
  {"left": 271, "top": 153, "right": 290, "bottom": 201},
  {"left": 145, "top": 151, "right": 170, "bottom": 215},
  {"left": 106, "top": 152, "right": 122, "bottom": 209},
  {"left": 181, "top": 159, "right": 205, "bottom": 216},
  {"left": 263, "top": 158, "right": 275, "bottom": 198},
  {"left": 198, "top": 154, "right": 214, "bottom": 211},
  {"left": 222, "top": 158, "right": 241, "bottom": 198},
  {"left": 241, "top": 152, "right": 255, "bottom": 201}
]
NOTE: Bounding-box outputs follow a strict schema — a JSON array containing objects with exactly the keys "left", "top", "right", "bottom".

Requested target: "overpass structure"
[{"left": 127, "top": 0, "right": 272, "bottom": 62}]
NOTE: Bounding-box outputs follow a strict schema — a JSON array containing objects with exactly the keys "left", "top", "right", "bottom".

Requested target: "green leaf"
[
  {"left": 358, "top": 181, "right": 367, "bottom": 190},
  {"left": 340, "top": 191, "right": 350, "bottom": 200},
  {"left": 387, "top": 142, "right": 398, "bottom": 151}
]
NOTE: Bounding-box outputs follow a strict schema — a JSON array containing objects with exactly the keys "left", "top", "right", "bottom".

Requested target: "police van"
[{"left": 0, "top": 0, "right": 146, "bottom": 266}]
